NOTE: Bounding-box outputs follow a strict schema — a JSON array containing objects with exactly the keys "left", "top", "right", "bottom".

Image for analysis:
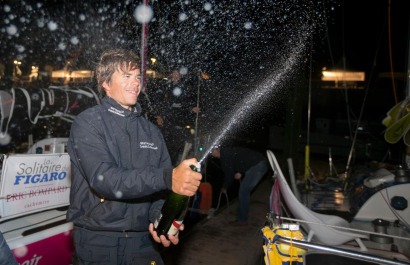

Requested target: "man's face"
[
  {"left": 103, "top": 67, "right": 141, "bottom": 110},
  {"left": 211, "top": 148, "right": 220, "bottom": 158},
  {"left": 171, "top": 70, "right": 180, "bottom": 82}
]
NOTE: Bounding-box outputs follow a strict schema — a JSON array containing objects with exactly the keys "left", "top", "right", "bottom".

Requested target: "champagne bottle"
[{"left": 154, "top": 164, "right": 201, "bottom": 238}]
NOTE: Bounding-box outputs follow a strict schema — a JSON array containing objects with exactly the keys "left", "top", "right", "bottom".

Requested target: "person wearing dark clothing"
[
  {"left": 149, "top": 70, "right": 200, "bottom": 166},
  {"left": 67, "top": 49, "right": 202, "bottom": 265},
  {"left": 138, "top": 78, "right": 166, "bottom": 126},
  {"left": 211, "top": 146, "right": 269, "bottom": 224}
]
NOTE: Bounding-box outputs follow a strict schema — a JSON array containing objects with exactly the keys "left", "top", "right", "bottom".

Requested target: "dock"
[{"left": 161, "top": 176, "right": 273, "bottom": 265}]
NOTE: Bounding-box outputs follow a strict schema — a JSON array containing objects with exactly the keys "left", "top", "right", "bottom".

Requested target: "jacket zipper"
[{"left": 126, "top": 117, "right": 135, "bottom": 229}]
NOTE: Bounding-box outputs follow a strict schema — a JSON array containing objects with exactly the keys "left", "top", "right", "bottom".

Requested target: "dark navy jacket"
[{"left": 67, "top": 97, "right": 173, "bottom": 232}]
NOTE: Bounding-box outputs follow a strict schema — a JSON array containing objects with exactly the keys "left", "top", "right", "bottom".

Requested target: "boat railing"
[{"left": 272, "top": 235, "right": 410, "bottom": 265}]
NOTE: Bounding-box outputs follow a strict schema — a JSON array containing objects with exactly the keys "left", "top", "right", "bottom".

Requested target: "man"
[
  {"left": 211, "top": 146, "right": 269, "bottom": 225},
  {"left": 66, "top": 49, "right": 202, "bottom": 264},
  {"left": 156, "top": 69, "right": 200, "bottom": 166}
]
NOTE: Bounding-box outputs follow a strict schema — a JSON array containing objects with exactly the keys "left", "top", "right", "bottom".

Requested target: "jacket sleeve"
[{"left": 68, "top": 112, "right": 173, "bottom": 201}]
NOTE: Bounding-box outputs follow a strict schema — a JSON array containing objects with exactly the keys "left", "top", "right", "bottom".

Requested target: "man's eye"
[{"left": 124, "top": 74, "right": 141, "bottom": 81}]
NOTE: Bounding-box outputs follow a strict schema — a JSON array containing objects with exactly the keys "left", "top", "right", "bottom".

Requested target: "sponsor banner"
[
  {"left": 0, "top": 154, "right": 71, "bottom": 221},
  {"left": 10, "top": 223, "right": 73, "bottom": 265}
]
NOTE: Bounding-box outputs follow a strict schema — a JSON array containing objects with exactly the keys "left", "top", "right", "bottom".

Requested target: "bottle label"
[{"left": 166, "top": 220, "right": 182, "bottom": 236}]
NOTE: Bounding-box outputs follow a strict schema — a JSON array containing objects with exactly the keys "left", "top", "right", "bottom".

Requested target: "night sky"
[
  {"left": 1, "top": 1, "right": 408, "bottom": 84},
  {"left": 0, "top": 0, "right": 409, "bottom": 152},
  {"left": 316, "top": 0, "right": 408, "bottom": 75}
]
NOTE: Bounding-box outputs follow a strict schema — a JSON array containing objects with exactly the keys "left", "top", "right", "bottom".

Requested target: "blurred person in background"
[
  {"left": 148, "top": 69, "right": 201, "bottom": 165},
  {"left": 211, "top": 146, "right": 269, "bottom": 226}
]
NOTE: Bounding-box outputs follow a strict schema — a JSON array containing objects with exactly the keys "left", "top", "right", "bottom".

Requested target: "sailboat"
[{"left": 262, "top": 150, "right": 410, "bottom": 265}]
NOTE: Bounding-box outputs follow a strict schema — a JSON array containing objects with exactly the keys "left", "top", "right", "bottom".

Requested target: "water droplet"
[
  {"left": 13, "top": 244, "right": 28, "bottom": 258},
  {"left": 134, "top": 4, "right": 153, "bottom": 24},
  {"left": 0, "top": 133, "right": 11, "bottom": 145},
  {"left": 173, "top": 87, "right": 182, "bottom": 96},
  {"left": 179, "top": 13, "right": 188, "bottom": 21},
  {"left": 244, "top": 22, "right": 252, "bottom": 29},
  {"left": 70, "top": 36, "right": 79, "bottom": 45},
  {"left": 6, "top": 24, "right": 17, "bottom": 35},
  {"left": 47, "top": 21, "right": 58, "bottom": 31},
  {"left": 179, "top": 67, "right": 188, "bottom": 75},
  {"left": 204, "top": 3, "right": 212, "bottom": 11},
  {"left": 58, "top": 42, "right": 67, "bottom": 50}
]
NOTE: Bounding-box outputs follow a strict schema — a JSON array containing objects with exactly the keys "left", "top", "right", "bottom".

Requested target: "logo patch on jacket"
[
  {"left": 108, "top": 107, "right": 125, "bottom": 117},
  {"left": 140, "top": 142, "right": 158, "bottom": 150}
]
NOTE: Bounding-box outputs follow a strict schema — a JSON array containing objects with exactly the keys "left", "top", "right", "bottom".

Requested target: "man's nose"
[{"left": 131, "top": 77, "right": 140, "bottom": 86}]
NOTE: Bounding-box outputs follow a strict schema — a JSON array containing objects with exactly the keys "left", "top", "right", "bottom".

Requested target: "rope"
[
  {"left": 16, "top": 87, "right": 45, "bottom": 124},
  {"left": 0, "top": 89, "right": 15, "bottom": 137},
  {"left": 215, "top": 191, "right": 229, "bottom": 211},
  {"left": 42, "top": 88, "right": 55, "bottom": 105},
  {"left": 277, "top": 216, "right": 410, "bottom": 242}
]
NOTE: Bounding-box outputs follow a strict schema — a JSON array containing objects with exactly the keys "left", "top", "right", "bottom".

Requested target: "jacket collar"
[{"left": 102, "top": 97, "right": 142, "bottom": 117}]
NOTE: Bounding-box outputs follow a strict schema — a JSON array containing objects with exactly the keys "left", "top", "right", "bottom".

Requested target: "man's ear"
[{"left": 102, "top": 81, "right": 110, "bottom": 93}]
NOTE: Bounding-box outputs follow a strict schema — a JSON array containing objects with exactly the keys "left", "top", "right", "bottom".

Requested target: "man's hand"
[
  {"left": 172, "top": 158, "right": 202, "bottom": 196},
  {"left": 234, "top": 172, "right": 242, "bottom": 180},
  {"left": 192, "top": 106, "right": 201, "bottom": 113},
  {"left": 149, "top": 223, "right": 183, "bottom": 247},
  {"left": 155, "top": 115, "right": 164, "bottom": 126}
]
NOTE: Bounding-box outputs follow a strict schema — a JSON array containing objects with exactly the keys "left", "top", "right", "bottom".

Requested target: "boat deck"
[{"left": 161, "top": 170, "right": 410, "bottom": 265}]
